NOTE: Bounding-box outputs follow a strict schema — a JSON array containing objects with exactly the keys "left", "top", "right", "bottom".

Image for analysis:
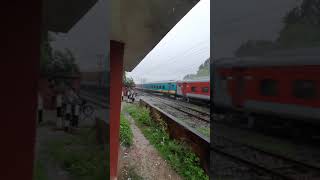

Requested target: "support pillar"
[
  {"left": 0, "top": 1, "right": 41, "bottom": 179},
  {"left": 110, "top": 40, "right": 124, "bottom": 180}
]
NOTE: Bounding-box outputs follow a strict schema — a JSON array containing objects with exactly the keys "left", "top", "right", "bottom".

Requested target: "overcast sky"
[
  {"left": 129, "top": 0, "right": 300, "bottom": 83},
  {"left": 128, "top": 0, "right": 210, "bottom": 83},
  {"left": 49, "top": 0, "right": 300, "bottom": 83}
]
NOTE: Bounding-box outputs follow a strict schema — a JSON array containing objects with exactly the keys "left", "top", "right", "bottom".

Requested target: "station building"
[{"left": 2, "top": 0, "right": 199, "bottom": 179}]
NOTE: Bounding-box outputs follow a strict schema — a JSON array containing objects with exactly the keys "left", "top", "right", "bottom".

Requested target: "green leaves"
[
  {"left": 183, "top": 58, "right": 210, "bottom": 80},
  {"left": 123, "top": 71, "right": 135, "bottom": 88},
  {"left": 40, "top": 32, "right": 79, "bottom": 77},
  {"left": 120, "top": 114, "right": 133, "bottom": 147}
]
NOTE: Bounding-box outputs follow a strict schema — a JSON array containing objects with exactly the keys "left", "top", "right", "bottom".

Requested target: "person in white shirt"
[
  {"left": 38, "top": 93, "right": 43, "bottom": 123},
  {"left": 130, "top": 89, "right": 135, "bottom": 102},
  {"left": 127, "top": 88, "right": 131, "bottom": 102}
]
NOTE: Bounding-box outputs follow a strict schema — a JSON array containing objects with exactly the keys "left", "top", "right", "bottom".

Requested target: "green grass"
[
  {"left": 120, "top": 114, "right": 133, "bottom": 147},
  {"left": 123, "top": 104, "right": 209, "bottom": 180},
  {"left": 197, "top": 127, "right": 210, "bottom": 137},
  {"left": 33, "top": 160, "right": 47, "bottom": 180},
  {"left": 47, "top": 128, "right": 109, "bottom": 180}
]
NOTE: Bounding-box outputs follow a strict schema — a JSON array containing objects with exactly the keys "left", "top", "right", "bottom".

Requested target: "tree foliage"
[
  {"left": 278, "top": 0, "right": 320, "bottom": 47},
  {"left": 234, "top": 40, "right": 278, "bottom": 57},
  {"left": 234, "top": 0, "right": 320, "bottom": 57},
  {"left": 40, "top": 32, "right": 80, "bottom": 77},
  {"left": 123, "top": 72, "right": 135, "bottom": 87},
  {"left": 183, "top": 58, "right": 210, "bottom": 80}
]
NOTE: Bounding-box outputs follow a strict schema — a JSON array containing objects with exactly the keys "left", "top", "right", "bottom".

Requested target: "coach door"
[
  {"left": 232, "top": 68, "right": 246, "bottom": 108},
  {"left": 177, "top": 83, "right": 182, "bottom": 95},
  {"left": 182, "top": 82, "right": 188, "bottom": 96}
]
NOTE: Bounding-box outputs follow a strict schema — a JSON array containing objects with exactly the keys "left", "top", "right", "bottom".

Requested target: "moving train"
[
  {"left": 136, "top": 78, "right": 210, "bottom": 102},
  {"left": 212, "top": 47, "right": 320, "bottom": 136},
  {"left": 137, "top": 47, "right": 320, "bottom": 137}
]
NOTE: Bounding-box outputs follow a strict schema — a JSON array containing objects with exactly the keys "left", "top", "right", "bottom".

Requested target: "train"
[
  {"left": 137, "top": 47, "right": 320, "bottom": 137},
  {"left": 136, "top": 78, "right": 210, "bottom": 103},
  {"left": 212, "top": 47, "right": 320, "bottom": 137}
]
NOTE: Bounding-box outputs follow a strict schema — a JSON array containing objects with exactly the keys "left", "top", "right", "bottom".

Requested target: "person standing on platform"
[
  {"left": 127, "top": 88, "right": 131, "bottom": 103},
  {"left": 69, "top": 87, "right": 80, "bottom": 128},
  {"left": 38, "top": 93, "right": 43, "bottom": 124},
  {"left": 63, "top": 87, "right": 72, "bottom": 132},
  {"left": 130, "top": 89, "right": 135, "bottom": 103},
  {"left": 121, "top": 88, "right": 124, "bottom": 101}
]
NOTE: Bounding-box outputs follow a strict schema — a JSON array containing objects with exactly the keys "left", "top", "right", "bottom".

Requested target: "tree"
[
  {"left": 234, "top": 40, "right": 278, "bottom": 57},
  {"left": 183, "top": 58, "right": 210, "bottom": 80},
  {"left": 40, "top": 33, "right": 54, "bottom": 75},
  {"left": 233, "top": 0, "right": 320, "bottom": 56},
  {"left": 40, "top": 32, "right": 80, "bottom": 77},
  {"left": 278, "top": 0, "right": 320, "bottom": 48},
  {"left": 123, "top": 72, "right": 135, "bottom": 87}
]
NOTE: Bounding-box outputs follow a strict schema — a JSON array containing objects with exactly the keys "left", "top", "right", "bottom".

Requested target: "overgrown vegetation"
[
  {"left": 120, "top": 114, "right": 133, "bottom": 147},
  {"left": 123, "top": 104, "right": 209, "bottom": 180},
  {"left": 33, "top": 160, "right": 47, "bottom": 180},
  {"left": 47, "top": 128, "right": 109, "bottom": 180}
]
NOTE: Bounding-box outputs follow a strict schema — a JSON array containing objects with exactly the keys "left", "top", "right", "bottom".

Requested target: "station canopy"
[{"left": 45, "top": 0, "right": 199, "bottom": 71}]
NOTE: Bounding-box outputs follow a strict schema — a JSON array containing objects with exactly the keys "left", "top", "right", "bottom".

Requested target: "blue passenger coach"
[{"left": 142, "top": 81, "right": 177, "bottom": 95}]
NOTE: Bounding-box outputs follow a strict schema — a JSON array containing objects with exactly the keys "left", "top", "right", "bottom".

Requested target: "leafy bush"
[{"left": 120, "top": 114, "right": 133, "bottom": 147}]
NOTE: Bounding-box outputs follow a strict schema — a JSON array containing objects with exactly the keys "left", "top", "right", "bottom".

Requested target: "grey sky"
[
  {"left": 129, "top": 0, "right": 301, "bottom": 83},
  {"left": 50, "top": 0, "right": 109, "bottom": 72},
  {"left": 128, "top": 0, "right": 210, "bottom": 83},
  {"left": 48, "top": 0, "right": 300, "bottom": 81}
]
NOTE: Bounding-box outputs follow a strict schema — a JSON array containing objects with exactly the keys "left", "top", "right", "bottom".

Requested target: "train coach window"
[
  {"left": 260, "top": 79, "right": 278, "bottom": 96},
  {"left": 293, "top": 80, "right": 316, "bottom": 99},
  {"left": 191, "top": 87, "right": 197, "bottom": 92},
  {"left": 163, "top": 85, "right": 165, "bottom": 89},
  {"left": 202, "top": 87, "right": 209, "bottom": 92}
]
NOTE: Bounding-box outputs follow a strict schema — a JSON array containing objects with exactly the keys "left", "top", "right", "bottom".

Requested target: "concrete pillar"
[{"left": 110, "top": 40, "right": 124, "bottom": 180}]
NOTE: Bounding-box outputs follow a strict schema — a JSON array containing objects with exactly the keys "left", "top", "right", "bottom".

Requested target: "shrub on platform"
[{"left": 120, "top": 114, "right": 133, "bottom": 147}]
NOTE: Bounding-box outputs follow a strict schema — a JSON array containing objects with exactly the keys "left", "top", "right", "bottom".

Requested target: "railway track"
[
  {"left": 212, "top": 134, "right": 320, "bottom": 179},
  {"left": 139, "top": 98, "right": 210, "bottom": 174},
  {"left": 139, "top": 91, "right": 210, "bottom": 121},
  {"left": 151, "top": 97, "right": 210, "bottom": 123},
  {"left": 138, "top": 90, "right": 210, "bottom": 114},
  {"left": 79, "top": 91, "right": 108, "bottom": 108},
  {"left": 139, "top": 91, "right": 320, "bottom": 179}
]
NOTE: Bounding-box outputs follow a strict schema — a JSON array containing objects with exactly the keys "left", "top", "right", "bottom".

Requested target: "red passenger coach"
[
  {"left": 177, "top": 79, "right": 210, "bottom": 102},
  {"left": 213, "top": 50, "right": 320, "bottom": 133}
]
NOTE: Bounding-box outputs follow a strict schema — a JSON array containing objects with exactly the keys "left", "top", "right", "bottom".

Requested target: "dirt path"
[{"left": 119, "top": 112, "right": 182, "bottom": 180}]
